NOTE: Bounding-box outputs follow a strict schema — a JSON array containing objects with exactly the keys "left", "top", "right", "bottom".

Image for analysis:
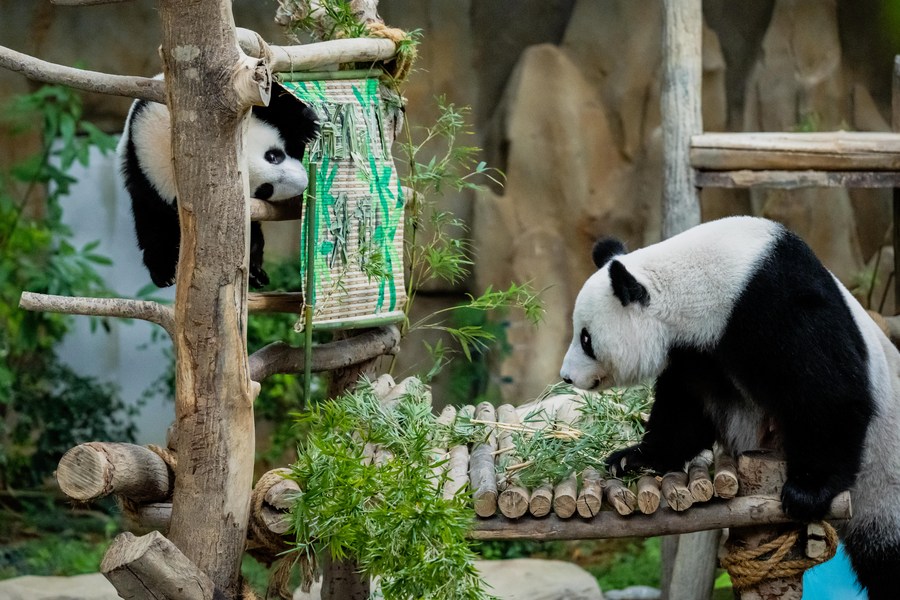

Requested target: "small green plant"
[
  {"left": 0, "top": 85, "right": 135, "bottom": 488},
  {"left": 288, "top": 379, "right": 495, "bottom": 600}
]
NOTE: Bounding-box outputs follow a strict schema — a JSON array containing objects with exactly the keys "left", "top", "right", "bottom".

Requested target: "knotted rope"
[
  {"left": 247, "top": 469, "right": 316, "bottom": 600},
  {"left": 721, "top": 521, "right": 839, "bottom": 590},
  {"left": 363, "top": 22, "right": 416, "bottom": 83}
]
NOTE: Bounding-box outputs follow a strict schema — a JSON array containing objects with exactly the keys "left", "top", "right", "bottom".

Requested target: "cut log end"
[{"left": 499, "top": 486, "right": 531, "bottom": 519}]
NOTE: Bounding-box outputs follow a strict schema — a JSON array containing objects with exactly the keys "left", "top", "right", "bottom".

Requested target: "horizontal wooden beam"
[
  {"left": 692, "top": 131, "right": 900, "bottom": 171},
  {"left": 250, "top": 197, "right": 302, "bottom": 221},
  {"left": 469, "top": 491, "right": 851, "bottom": 541},
  {"left": 237, "top": 28, "right": 397, "bottom": 73},
  {"left": 696, "top": 169, "right": 900, "bottom": 189},
  {"left": 247, "top": 292, "right": 303, "bottom": 314}
]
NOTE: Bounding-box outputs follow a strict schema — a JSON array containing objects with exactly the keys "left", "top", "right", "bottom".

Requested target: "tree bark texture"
[{"left": 157, "top": 1, "right": 259, "bottom": 597}]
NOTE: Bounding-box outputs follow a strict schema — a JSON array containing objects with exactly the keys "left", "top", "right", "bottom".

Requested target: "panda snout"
[{"left": 562, "top": 376, "right": 573, "bottom": 385}]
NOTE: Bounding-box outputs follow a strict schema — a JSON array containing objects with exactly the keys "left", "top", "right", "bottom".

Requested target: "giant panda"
[
  {"left": 119, "top": 84, "right": 319, "bottom": 288},
  {"left": 559, "top": 216, "right": 900, "bottom": 598}
]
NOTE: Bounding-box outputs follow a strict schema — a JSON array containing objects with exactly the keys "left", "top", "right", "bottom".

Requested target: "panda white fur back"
[
  {"left": 119, "top": 85, "right": 318, "bottom": 288},
  {"left": 560, "top": 216, "right": 900, "bottom": 598}
]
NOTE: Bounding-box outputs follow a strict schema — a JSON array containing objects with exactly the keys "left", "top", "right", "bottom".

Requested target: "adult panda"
[
  {"left": 119, "top": 83, "right": 319, "bottom": 288},
  {"left": 560, "top": 216, "right": 900, "bottom": 598}
]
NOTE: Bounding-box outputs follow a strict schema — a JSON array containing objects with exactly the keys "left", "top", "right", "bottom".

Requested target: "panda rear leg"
[
  {"left": 777, "top": 391, "right": 869, "bottom": 522},
  {"left": 606, "top": 349, "right": 717, "bottom": 477},
  {"left": 844, "top": 524, "right": 900, "bottom": 599},
  {"left": 130, "top": 196, "right": 180, "bottom": 287}
]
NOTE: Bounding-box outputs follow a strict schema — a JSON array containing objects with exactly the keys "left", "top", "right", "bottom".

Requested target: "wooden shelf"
[
  {"left": 696, "top": 169, "right": 900, "bottom": 189},
  {"left": 691, "top": 131, "right": 900, "bottom": 171}
]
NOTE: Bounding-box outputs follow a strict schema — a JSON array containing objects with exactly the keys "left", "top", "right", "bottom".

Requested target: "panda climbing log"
[
  {"left": 118, "top": 82, "right": 319, "bottom": 288},
  {"left": 560, "top": 216, "right": 900, "bottom": 599}
]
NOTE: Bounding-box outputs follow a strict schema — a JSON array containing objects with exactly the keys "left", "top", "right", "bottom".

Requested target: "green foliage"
[
  {"left": 0, "top": 493, "right": 118, "bottom": 580},
  {"left": 288, "top": 379, "right": 495, "bottom": 600},
  {"left": 0, "top": 85, "right": 135, "bottom": 488},
  {"left": 586, "top": 538, "right": 661, "bottom": 591},
  {"left": 501, "top": 384, "right": 653, "bottom": 489}
]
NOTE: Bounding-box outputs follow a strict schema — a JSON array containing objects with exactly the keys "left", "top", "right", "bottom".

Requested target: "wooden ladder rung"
[
  {"left": 691, "top": 131, "right": 900, "bottom": 171},
  {"left": 248, "top": 292, "right": 304, "bottom": 314}
]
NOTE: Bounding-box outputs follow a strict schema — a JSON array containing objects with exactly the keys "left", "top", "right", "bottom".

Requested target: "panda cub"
[
  {"left": 119, "top": 87, "right": 319, "bottom": 288},
  {"left": 560, "top": 216, "right": 900, "bottom": 598}
]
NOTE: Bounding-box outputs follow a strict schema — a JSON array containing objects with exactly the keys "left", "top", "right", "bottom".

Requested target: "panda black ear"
[
  {"left": 592, "top": 238, "right": 626, "bottom": 269},
  {"left": 609, "top": 260, "right": 649, "bottom": 307}
]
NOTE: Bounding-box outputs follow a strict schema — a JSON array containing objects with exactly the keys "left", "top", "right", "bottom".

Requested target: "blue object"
[{"left": 803, "top": 544, "right": 867, "bottom": 599}]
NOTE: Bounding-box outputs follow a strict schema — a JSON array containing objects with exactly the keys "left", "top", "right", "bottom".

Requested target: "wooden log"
[
  {"left": 250, "top": 196, "right": 302, "bottom": 221},
  {"left": 551, "top": 401, "right": 579, "bottom": 518},
  {"left": 691, "top": 131, "right": 900, "bottom": 171},
  {"left": 637, "top": 475, "right": 662, "bottom": 515},
  {"left": 496, "top": 404, "right": 530, "bottom": 519},
  {"left": 237, "top": 29, "right": 398, "bottom": 73},
  {"left": 20, "top": 292, "right": 174, "bottom": 339},
  {"left": 57, "top": 443, "right": 172, "bottom": 503},
  {"left": 430, "top": 405, "right": 457, "bottom": 489},
  {"left": 576, "top": 467, "right": 604, "bottom": 518},
  {"left": 661, "top": 471, "right": 693, "bottom": 512},
  {"left": 661, "top": 0, "right": 702, "bottom": 238},
  {"left": 248, "top": 326, "right": 401, "bottom": 381},
  {"left": 442, "top": 403, "right": 474, "bottom": 501},
  {"left": 553, "top": 474, "right": 578, "bottom": 519},
  {"left": 101, "top": 531, "right": 215, "bottom": 600},
  {"left": 247, "top": 292, "right": 303, "bottom": 314},
  {"left": 469, "top": 491, "right": 851, "bottom": 541},
  {"left": 470, "top": 402, "right": 499, "bottom": 517},
  {"left": 714, "top": 447, "right": 740, "bottom": 499},
  {"left": 696, "top": 169, "right": 900, "bottom": 189},
  {"left": 604, "top": 479, "right": 637, "bottom": 516},
  {"left": 529, "top": 483, "right": 554, "bottom": 518},
  {"left": 688, "top": 450, "right": 715, "bottom": 502},
  {"left": 122, "top": 502, "right": 172, "bottom": 535}
]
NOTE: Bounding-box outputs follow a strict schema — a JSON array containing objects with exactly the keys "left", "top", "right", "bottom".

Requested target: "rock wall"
[{"left": 1, "top": 0, "right": 896, "bottom": 406}]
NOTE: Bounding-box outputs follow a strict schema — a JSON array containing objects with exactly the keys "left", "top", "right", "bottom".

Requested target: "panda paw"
[
  {"left": 605, "top": 444, "right": 657, "bottom": 478},
  {"left": 249, "top": 265, "right": 269, "bottom": 289},
  {"left": 781, "top": 477, "right": 838, "bottom": 522}
]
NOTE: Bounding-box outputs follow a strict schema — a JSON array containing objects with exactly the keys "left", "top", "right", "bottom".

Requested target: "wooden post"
[
  {"left": 155, "top": 2, "right": 262, "bottom": 597},
  {"left": 661, "top": 0, "right": 703, "bottom": 239},
  {"left": 661, "top": 1, "right": 709, "bottom": 596},
  {"left": 892, "top": 55, "right": 900, "bottom": 315},
  {"left": 725, "top": 452, "right": 803, "bottom": 600}
]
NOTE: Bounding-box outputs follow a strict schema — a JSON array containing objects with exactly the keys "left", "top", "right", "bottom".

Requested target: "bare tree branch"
[
  {"left": 19, "top": 291, "right": 174, "bottom": 338},
  {"left": 249, "top": 325, "right": 401, "bottom": 382},
  {"left": 250, "top": 196, "right": 302, "bottom": 221},
  {"left": 237, "top": 28, "right": 396, "bottom": 73},
  {"left": 0, "top": 45, "right": 165, "bottom": 103}
]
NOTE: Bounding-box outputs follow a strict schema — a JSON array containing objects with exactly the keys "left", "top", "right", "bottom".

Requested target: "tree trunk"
[{"left": 157, "top": 1, "right": 258, "bottom": 597}]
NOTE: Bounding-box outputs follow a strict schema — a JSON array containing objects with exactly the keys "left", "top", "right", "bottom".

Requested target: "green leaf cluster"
[
  {"left": 0, "top": 85, "right": 132, "bottom": 488},
  {"left": 503, "top": 384, "right": 654, "bottom": 489},
  {"left": 288, "top": 379, "right": 496, "bottom": 600}
]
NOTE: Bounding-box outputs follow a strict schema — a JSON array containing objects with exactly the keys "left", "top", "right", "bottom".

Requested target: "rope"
[
  {"left": 146, "top": 443, "right": 178, "bottom": 473},
  {"left": 247, "top": 469, "right": 317, "bottom": 600},
  {"left": 721, "top": 521, "right": 839, "bottom": 590},
  {"left": 364, "top": 22, "right": 416, "bottom": 84}
]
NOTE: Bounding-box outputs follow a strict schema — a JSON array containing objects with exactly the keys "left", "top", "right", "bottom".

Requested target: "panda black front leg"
[
  {"left": 249, "top": 221, "right": 269, "bottom": 289},
  {"left": 607, "top": 349, "right": 717, "bottom": 477}
]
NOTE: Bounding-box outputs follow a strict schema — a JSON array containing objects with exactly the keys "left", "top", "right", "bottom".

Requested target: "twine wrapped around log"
[{"left": 720, "top": 522, "right": 838, "bottom": 590}]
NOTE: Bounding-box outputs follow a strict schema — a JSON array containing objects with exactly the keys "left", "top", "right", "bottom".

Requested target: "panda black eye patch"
[
  {"left": 264, "top": 149, "right": 285, "bottom": 164},
  {"left": 580, "top": 328, "right": 596, "bottom": 359}
]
